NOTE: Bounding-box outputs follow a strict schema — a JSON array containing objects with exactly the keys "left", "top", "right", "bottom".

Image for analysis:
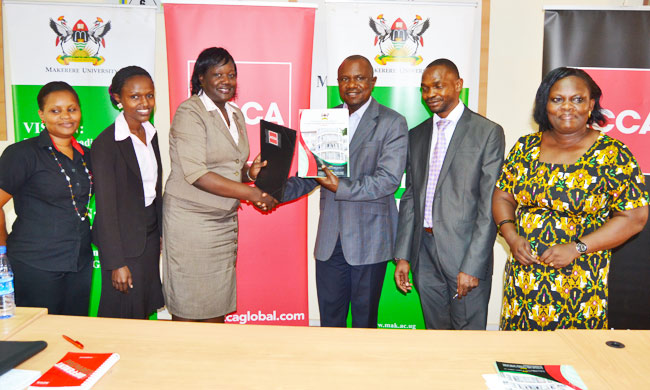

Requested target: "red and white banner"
[
  {"left": 164, "top": 1, "right": 316, "bottom": 325},
  {"left": 585, "top": 68, "right": 650, "bottom": 174},
  {"left": 543, "top": 9, "right": 650, "bottom": 329}
]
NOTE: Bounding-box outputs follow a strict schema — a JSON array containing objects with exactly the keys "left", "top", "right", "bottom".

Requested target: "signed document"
[{"left": 297, "top": 108, "right": 349, "bottom": 178}]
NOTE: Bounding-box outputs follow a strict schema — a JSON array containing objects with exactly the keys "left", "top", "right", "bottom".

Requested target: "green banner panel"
[{"left": 13, "top": 85, "right": 118, "bottom": 144}]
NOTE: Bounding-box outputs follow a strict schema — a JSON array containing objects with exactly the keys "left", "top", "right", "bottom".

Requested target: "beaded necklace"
[{"left": 48, "top": 146, "right": 93, "bottom": 221}]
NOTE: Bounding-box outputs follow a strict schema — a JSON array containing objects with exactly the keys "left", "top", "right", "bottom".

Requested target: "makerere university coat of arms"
[
  {"left": 369, "top": 14, "right": 430, "bottom": 65},
  {"left": 49, "top": 16, "right": 111, "bottom": 65}
]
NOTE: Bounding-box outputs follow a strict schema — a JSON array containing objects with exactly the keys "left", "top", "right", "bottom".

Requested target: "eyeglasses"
[{"left": 337, "top": 76, "right": 371, "bottom": 84}]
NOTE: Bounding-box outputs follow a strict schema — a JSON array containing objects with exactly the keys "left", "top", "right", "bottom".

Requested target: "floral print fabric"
[{"left": 497, "top": 132, "right": 648, "bottom": 330}]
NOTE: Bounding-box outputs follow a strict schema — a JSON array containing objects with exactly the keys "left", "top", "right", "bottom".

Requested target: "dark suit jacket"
[
  {"left": 91, "top": 123, "right": 163, "bottom": 271},
  {"left": 394, "top": 106, "right": 505, "bottom": 280},
  {"left": 283, "top": 98, "right": 408, "bottom": 265}
]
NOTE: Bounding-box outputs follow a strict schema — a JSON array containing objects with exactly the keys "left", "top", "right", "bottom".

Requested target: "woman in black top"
[
  {"left": 92, "top": 66, "right": 164, "bottom": 319},
  {"left": 0, "top": 81, "right": 93, "bottom": 315}
]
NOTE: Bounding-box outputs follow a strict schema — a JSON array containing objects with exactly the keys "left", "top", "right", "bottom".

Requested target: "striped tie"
[{"left": 424, "top": 119, "right": 451, "bottom": 228}]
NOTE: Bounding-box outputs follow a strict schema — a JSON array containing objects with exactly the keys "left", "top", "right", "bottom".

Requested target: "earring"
[
  {"left": 117, "top": 103, "right": 123, "bottom": 109},
  {"left": 588, "top": 110, "right": 592, "bottom": 118}
]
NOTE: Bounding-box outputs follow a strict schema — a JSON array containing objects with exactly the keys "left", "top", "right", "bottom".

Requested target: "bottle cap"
[{"left": 0, "top": 246, "right": 6, "bottom": 255}]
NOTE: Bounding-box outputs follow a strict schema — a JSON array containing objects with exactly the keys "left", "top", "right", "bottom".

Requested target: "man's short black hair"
[{"left": 425, "top": 58, "right": 460, "bottom": 79}]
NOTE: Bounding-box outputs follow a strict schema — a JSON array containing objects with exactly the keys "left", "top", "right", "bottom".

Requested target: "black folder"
[
  {"left": 0, "top": 340, "right": 47, "bottom": 376},
  {"left": 255, "top": 120, "right": 296, "bottom": 201}
]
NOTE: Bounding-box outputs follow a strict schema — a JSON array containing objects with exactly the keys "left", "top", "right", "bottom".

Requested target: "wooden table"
[
  {"left": 557, "top": 329, "right": 650, "bottom": 389},
  {"left": 10, "top": 314, "right": 646, "bottom": 389},
  {"left": 0, "top": 307, "right": 47, "bottom": 341}
]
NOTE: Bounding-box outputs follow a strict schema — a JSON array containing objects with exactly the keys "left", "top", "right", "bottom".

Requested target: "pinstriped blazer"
[{"left": 283, "top": 98, "right": 408, "bottom": 265}]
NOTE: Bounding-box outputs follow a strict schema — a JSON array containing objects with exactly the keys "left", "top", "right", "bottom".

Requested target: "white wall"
[{"left": 1, "top": 0, "right": 645, "bottom": 327}]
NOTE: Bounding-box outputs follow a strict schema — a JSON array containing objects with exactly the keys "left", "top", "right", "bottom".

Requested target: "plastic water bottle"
[{"left": 0, "top": 246, "right": 16, "bottom": 319}]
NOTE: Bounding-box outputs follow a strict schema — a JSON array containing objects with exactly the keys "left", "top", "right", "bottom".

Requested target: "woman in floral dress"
[{"left": 492, "top": 67, "right": 648, "bottom": 330}]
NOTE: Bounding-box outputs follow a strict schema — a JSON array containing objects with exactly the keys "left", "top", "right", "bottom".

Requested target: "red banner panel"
[
  {"left": 584, "top": 67, "right": 650, "bottom": 174},
  {"left": 164, "top": 3, "right": 315, "bottom": 325}
]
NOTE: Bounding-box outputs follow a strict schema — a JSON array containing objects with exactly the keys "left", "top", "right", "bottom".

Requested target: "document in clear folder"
[{"left": 297, "top": 108, "right": 350, "bottom": 178}]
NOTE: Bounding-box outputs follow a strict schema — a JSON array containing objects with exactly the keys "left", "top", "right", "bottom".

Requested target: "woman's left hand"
[
  {"left": 248, "top": 154, "right": 267, "bottom": 182},
  {"left": 539, "top": 243, "right": 580, "bottom": 269}
]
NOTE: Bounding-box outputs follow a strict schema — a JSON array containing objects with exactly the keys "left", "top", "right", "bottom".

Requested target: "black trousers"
[
  {"left": 316, "top": 238, "right": 387, "bottom": 328},
  {"left": 12, "top": 257, "right": 92, "bottom": 316}
]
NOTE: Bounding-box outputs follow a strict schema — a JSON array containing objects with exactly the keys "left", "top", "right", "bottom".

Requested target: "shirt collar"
[
  {"left": 433, "top": 101, "right": 465, "bottom": 126},
  {"left": 344, "top": 97, "right": 372, "bottom": 120},
  {"left": 114, "top": 111, "right": 157, "bottom": 143},
  {"left": 38, "top": 128, "right": 85, "bottom": 156},
  {"left": 198, "top": 91, "right": 219, "bottom": 112},
  {"left": 198, "top": 91, "right": 238, "bottom": 113},
  {"left": 70, "top": 137, "right": 85, "bottom": 155}
]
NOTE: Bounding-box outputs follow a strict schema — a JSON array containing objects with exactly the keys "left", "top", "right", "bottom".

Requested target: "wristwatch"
[{"left": 574, "top": 238, "right": 587, "bottom": 254}]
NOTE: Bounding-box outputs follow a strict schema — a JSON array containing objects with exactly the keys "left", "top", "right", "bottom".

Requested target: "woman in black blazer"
[{"left": 92, "top": 66, "right": 164, "bottom": 319}]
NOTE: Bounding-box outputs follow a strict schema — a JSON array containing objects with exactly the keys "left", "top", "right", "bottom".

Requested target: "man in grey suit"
[
  {"left": 394, "top": 58, "right": 505, "bottom": 330},
  {"left": 283, "top": 55, "right": 408, "bottom": 328}
]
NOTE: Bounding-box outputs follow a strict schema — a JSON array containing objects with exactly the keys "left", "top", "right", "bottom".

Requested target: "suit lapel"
[
  {"left": 416, "top": 118, "right": 434, "bottom": 204},
  {"left": 349, "top": 98, "right": 378, "bottom": 156},
  {"left": 116, "top": 136, "right": 142, "bottom": 182},
  {"left": 435, "top": 108, "right": 470, "bottom": 193},
  {"left": 210, "top": 109, "right": 238, "bottom": 149},
  {"left": 152, "top": 133, "right": 162, "bottom": 188},
  {"left": 232, "top": 109, "right": 248, "bottom": 155}
]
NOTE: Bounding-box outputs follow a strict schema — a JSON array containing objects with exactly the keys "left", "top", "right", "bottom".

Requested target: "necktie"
[{"left": 424, "top": 119, "right": 451, "bottom": 228}]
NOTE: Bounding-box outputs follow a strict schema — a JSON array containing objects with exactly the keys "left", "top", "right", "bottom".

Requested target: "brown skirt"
[{"left": 162, "top": 193, "right": 239, "bottom": 319}]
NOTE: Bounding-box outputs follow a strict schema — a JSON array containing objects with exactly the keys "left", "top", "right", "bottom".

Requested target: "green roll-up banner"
[{"left": 325, "top": 1, "right": 481, "bottom": 329}]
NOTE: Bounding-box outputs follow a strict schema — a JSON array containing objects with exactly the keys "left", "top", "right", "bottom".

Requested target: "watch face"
[{"left": 576, "top": 241, "right": 587, "bottom": 254}]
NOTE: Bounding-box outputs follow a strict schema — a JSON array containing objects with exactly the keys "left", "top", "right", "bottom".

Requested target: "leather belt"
[{"left": 424, "top": 227, "right": 433, "bottom": 235}]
